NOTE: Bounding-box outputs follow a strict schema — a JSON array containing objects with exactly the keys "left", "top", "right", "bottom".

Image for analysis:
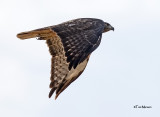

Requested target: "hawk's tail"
[{"left": 17, "top": 28, "right": 54, "bottom": 40}]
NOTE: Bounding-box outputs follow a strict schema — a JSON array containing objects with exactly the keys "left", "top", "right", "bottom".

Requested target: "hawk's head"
[{"left": 103, "top": 22, "right": 114, "bottom": 32}]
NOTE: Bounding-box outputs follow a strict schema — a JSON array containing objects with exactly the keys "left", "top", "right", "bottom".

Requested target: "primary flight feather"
[{"left": 17, "top": 18, "right": 114, "bottom": 99}]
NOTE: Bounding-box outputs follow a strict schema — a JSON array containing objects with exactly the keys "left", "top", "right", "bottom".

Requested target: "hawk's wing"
[{"left": 17, "top": 18, "right": 105, "bottom": 99}]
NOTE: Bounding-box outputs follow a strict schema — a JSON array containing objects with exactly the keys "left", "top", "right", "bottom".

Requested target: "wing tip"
[
  {"left": 49, "top": 88, "right": 56, "bottom": 98},
  {"left": 48, "top": 88, "right": 60, "bottom": 100},
  {"left": 55, "top": 94, "right": 59, "bottom": 100}
]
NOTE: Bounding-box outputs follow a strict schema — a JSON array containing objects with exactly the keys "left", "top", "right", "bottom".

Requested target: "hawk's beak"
[
  {"left": 112, "top": 27, "right": 114, "bottom": 31},
  {"left": 110, "top": 26, "right": 114, "bottom": 31}
]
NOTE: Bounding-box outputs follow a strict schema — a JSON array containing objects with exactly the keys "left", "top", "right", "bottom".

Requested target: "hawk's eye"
[{"left": 105, "top": 23, "right": 109, "bottom": 26}]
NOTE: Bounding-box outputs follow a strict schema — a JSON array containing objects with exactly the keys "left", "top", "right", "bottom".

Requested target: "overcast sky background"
[{"left": 0, "top": 0, "right": 160, "bottom": 117}]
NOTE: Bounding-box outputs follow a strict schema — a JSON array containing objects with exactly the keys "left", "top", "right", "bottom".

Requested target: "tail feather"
[{"left": 17, "top": 28, "right": 53, "bottom": 40}]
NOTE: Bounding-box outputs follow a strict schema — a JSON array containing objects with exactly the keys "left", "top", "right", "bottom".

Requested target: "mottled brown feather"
[
  {"left": 55, "top": 55, "right": 90, "bottom": 99},
  {"left": 46, "top": 36, "right": 69, "bottom": 98}
]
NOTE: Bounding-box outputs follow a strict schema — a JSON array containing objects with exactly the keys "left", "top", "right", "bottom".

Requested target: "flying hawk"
[{"left": 17, "top": 18, "right": 114, "bottom": 99}]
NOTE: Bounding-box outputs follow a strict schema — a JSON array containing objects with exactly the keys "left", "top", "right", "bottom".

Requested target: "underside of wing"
[
  {"left": 46, "top": 36, "right": 69, "bottom": 99},
  {"left": 46, "top": 35, "right": 91, "bottom": 99}
]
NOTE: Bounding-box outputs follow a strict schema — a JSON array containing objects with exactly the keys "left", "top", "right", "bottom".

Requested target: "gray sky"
[{"left": 0, "top": 0, "right": 160, "bottom": 117}]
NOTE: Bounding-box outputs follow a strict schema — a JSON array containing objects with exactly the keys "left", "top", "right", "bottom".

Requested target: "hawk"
[{"left": 17, "top": 18, "right": 114, "bottom": 99}]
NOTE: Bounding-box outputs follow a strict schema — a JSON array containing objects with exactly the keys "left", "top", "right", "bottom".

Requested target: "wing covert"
[{"left": 51, "top": 18, "right": 104, "bottom": 70}]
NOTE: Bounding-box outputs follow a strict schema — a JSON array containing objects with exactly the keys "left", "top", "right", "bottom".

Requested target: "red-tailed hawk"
[{"left": 17, "top": 18, "right": 114, "bottom": 99}]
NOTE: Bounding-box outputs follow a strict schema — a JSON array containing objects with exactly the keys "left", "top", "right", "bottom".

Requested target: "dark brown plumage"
[{"left": 17, "top": 18, "right": 114, "bottom": 99}]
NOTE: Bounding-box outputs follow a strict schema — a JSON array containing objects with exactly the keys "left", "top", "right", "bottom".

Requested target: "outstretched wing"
[{"left": 17, "top": 18, "right": 105, "bottom": 99}]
